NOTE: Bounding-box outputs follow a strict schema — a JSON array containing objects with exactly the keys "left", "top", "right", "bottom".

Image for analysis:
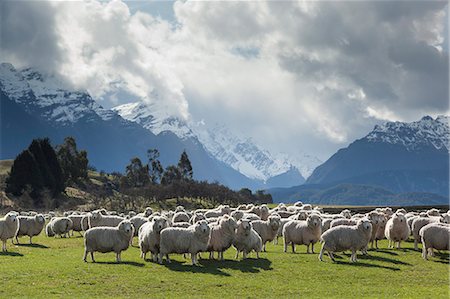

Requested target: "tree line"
[{"left": 4, "top": 136, "right": 272, "bottom": 209}]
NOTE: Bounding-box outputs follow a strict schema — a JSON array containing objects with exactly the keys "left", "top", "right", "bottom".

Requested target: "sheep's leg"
[
  {"left": 388, "top": 240, "right": 391, "bottom": 248},
  {"left": 14, "top": 236, "right": 19, "bottom": 244},
  {"left": 219, "top": 251, "right": 224, "bottom": 261},
  {"left": 243, "top": 251, "right": 247, "bottom": 259},
  {"left": 318, "top": 245, "right": 324, "bottom": 261},
  {"left": 256, "top": 251, "right": 260, "bottom": 259},
  {"left": 2, "top": 241, "right": 5, "bottom": 252},
  {"left": 414, "top": 239, "right": 418, "bottom": 251},
  {"left": 29, "top": 236, "right": 33, "bottom": 244},
  {"left": 329, "top": 251, "right": 335, "bottom": 262},
  {"left": 209, "top": 251, "right": 214, "bottom": 259},
  {"left": 375, "top": 239, "right": 378, "bottom": 249},
  {"left": 311, "top": 242, "right": 315, "bottom": 254},
  {"left": 116, "top": 253, "right": 120, "bottom": 263},
  {"left": 291, "top": 243, "right": 295, "bottom": 253},
  {"left": 158, "top": 253, "right": 163, "bottom": 264},
  {"left": 263, "top": 242, "right": 266, "bottom": 252},
  {"left": 351, "top": 250, "right": 357, "bottom": 263},
  {"left": 283, "top": 240, "right": 288, "bottom": 253},
  {"left": 422, "top": 244, "right": 427, "bottom": 260},
  {"left": 166, "top": 254, "right": 171, "bottom": 263},
  {"left": 306, "top": 243, "right": 310, "bottom": 254},
  {"left": 191, "top": 253, "right": 196, "bottom": 265},
  {"left": 83, "top": 249, "right": 88, "bottom": 262},
  {"left": 91, "top": 252, "right": 95, "bottom": 263},
  {"left": 397, "top": 241, "right": 401, "bottom": 249}
]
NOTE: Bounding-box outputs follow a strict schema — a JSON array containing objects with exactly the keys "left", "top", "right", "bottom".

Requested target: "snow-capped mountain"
[
  {"left": 113, "top": 102, "right": 321, "bottom": 183},
  {"left": 306, "top": 116, "right": 449, "bottom": 196},
  {"left": 366, "top": 115, "right": 449, "bottom": 152}
]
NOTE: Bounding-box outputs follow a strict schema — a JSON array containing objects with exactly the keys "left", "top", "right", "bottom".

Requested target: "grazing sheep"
[
  {"left": 68, "top": 215, "right": 85, "bottom": 236},
  {"left": 385, "top": 213, "right": 410, "bottom": 249},
  {"left": 330, "top": 218, "right": 357, "bottom": 228},
  {"left": 420, "top": 223, "right": 450, "bottom": 260},
  {"left": 319, "top": 218, "right": 373, "bottom": 263},
  {"left": 15, "top": 214, "right": 45, "bottom": 244},
  {"left": 83, "top": 220, "right": 134, "bottom": 262},
  {"left": 138, "top": 216, "right": 169, "bottom": 262},
  {"left": 46, "top": 217, "right": 73, "bottom": 238},
  {"left": 130, "top": 216, "right": 149, "bottom": 237},
  {"left": 283, "top": 214, "right": 322, "bottom": 254},
  {"left": 88, "top": 211, "right": 124, "bottom": 228},
  {"left": 251, "top": 215, "right": 281, "bottom": 251},
  {"left": 0, "top": 212, "right": 19, "bottom": 251},
  {"left": 172, "top": 212, "right": 190, "bottom": 223},
  {"left": 207, "top": 215, "right": 238, "bottom": 260},
  {"left": 233, "top": 219, "right": 262, "bottom": 259},
  {"left": 159, "top": 220, "right": 211, "bottom": 266},
  {"left": 411, "top": 214, "right": 450, "bottom": 250}
]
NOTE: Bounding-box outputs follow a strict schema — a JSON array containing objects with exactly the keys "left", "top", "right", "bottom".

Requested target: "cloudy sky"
[{"left": 1, "top": 0, "right": 449, "bottom": 160}]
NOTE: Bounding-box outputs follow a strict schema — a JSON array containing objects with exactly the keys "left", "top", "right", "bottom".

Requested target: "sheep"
[
  {"left": 282, "top": 214, "right": 322, "bottom": 254},
  {"left": 395, "top": 208, "right": 407, "bottom": 215},
  {"left": 68, "top": 215, "right": 85, "bottom": 236},
  {"left": 274, "top": 218, "right": 293, "bottom": 245},
  {"left": 172, "top": 212, "right": 190, "bottom": 223},
  {"left": 204, "top": 205, "right": 231, "bottom": 218},
  {"left": 0, "top": 212, "right": 19, "bottom": 251},
  {"left": 385, "top": 213, "right": 410, "bottom": 249},
  {"left": 321, "top": 218, "right": 333, "bottom": 233},
  {"left": 420, "top": 223, "right": 450, "bottom": 260},
  {"left": 366, "top": 211, "right": 382, "bottom": 249},
  {"left": 259, "top": 205, "right": 270, "bottom": 221},
  {"left": 171, "top": 222, "right": 191, "bottom": 228},
  {"left": 251, "top": 215, "right": 281, "bottom": 251},
  {"left": 330, "top": 218, "right": 357, "bottom": 228},
  {"left": 294, "top": 201, "right": 303, "bottom": 207},
  {"left": 190, "top": 213, "right": 207, "bottom": 224},
  {"left": 301, "top": 204, "right": 312, "bottom": 210},
  {"left": 130, "top": 216, "right": 149, "bottom": 237},
  {"left": 138, "top": 216, "right": 169, "bottom": 262},
  {"left": 289, "top": 211, "right": 308, "bottom": 221},
  {"left": 242, "top": 213, "right": 261, "bottom": 221},
  {"left": 140, "top": 207, "right": 153, "bottom": 217},
  {"left": 14, "top": 214, "right": 45, "bottom": 244},
  {"left": 426, "top": 208, "right": 441, "bottom": 217},
  {"left": 233, "top": 219, "right": 262, "bottom": 259},
  {"left": 158, "top": 220, "right": 211, "bottom": 266},
  {"left": 46, "top": 217, "right": 73, "bottom": 238},
  {"left": 88, "top": 211, "right": 124, "bottom": 228},
  {"left": 83, "top": 220, "right": 134, "bottom": 262},
  {"left": 375, "top": 214, "right": 388, "bottom": 244},
  {"left": 411, "top": 214, "right": 450, "bottom": 250},
  {"left": 207, "top": 215, "right": 238, "bottom": 260},
  {"left": 319, "top": 218, "right": 372, "bottom": 263},
  {"left": 81, "top": 215, "right": 90, "bottom": 231},
  {"left": 340, "top": 209, "right": 352, "bottom": 219},
  {"left": 230, "top": 210, "right": 244, "bottom": 221}
]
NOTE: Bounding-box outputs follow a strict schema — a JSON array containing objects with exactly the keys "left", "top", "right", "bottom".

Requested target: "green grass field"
[{"left": 0, "top": 231, "right": 449, "bottom": 298}]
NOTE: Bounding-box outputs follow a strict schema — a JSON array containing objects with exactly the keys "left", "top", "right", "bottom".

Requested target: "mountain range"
[{"left": 0, "top": 63, "right": 316, "bottom": 190}]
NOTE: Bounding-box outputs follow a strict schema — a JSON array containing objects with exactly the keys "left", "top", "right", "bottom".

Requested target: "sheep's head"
[
  {"left": 221, "top": 215, "right": 238, "bottom": 231},
  {"left": 366, "top": 212, "right": 380, "bottom": 225},
  {"left": 90, "top": 211, "right": 101, "bottom": 220},
  {"left": 426, "top": 208, "right": 440, "bottom": 217},
  {"left": 294, "top": 201, "right": 303, "bottom": 207},
  {"left": 119, "top": 220, "right": 133, "bottom": 234},
  {"left": 393, "top": 213, "right": 407, "bottom": 224},
  {"left": 6, "top": 213, "right": 17, "bottom": 223},
  {"left": 231, "top": 210, "right": 244, "bottom": 221},
  {"left": 340, "top": 209, "right": 351, "bottom": 219},
  {"left": 153, "top": 216, "right": 169, "bottom": 233},
  {"left": 35, "top": 214, "right": 45, "bottom": 223},
  {"left": 307, "top": 214, "right": 321, "bottom": 228},
  {"left": 440, "top": 214, "right": 450, "bottom": 224},
  {"left": 45, "top": 223, "right": 55, "bottom": 237},
  {"left": 98, "top": 208, "right": 108, "bottom": 215},
  {"left": 237, "top": 220, "right": 251, "bottom": 236},
  {"left": 195, "top": 220, "right": 210, "bottom": 235},
  {"left": 268, "top": 216, "right": 281, "bottom": 231},
  {"left": 297, "top": 211, "right": 308, "bottom": 221},
  {"left": 144, "top": 207, "right": 153, "bottom": 217},
  {"left": 358, "top": 218, "right": 372, "bottom": 232}
]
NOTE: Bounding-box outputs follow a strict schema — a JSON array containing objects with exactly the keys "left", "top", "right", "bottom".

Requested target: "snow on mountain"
[
  {"left": 113, "top": 102, "right": 321, "bottom": 181},
  {"left": 0, "top": 63, "right": 115, "bottom": 124},
  {"left": 366, "top": 115, "right": 450, "bottom": 152}
]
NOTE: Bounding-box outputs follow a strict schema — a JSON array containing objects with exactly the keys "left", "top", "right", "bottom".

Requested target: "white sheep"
[
  {"left": 233, "top": 219, "right": 262, "bottom": 259},
  {"left": 251, "top": 215, "right": 281, "bottom": 251},
  {"left": 46, "top": 217, "right": 73, "bottom": 238},
  {"left": 172, "top": 212, "right": 190, "bottom": 223},
  {"left": 138, "top": 216, "right": 169, "bottom": 262},
  {"left": 204, "top": 205, "right": 231, "bottom": 218},
  {"left": 366, "top": 211, "right": 382, "bottom": 249},
  {"left": 426, "top": 208, "right": 440, "bottom": 217},
  {"left": 190, "top": 213, "right": 207, "bottom": 224},
  {"left": 242, "top": 213, "right": 261, "bottom": 221},
  {"left": 384, "top": 213, "right": 410, "bottom": 249},
  {"left": 319, "top": 218, "right": 373, "bottom": 263},
  {"left": 159, "top": 220, "right": 211, "bottom": 266},
  {"left": 130, "top": 216, "right": 149, "bottom": 237},
  {"left": 68, "top": 214, "right": 85, "bottom": 236},
  {"left": 340, "top": 209, "right": 352, "bottom": 219},
  {"left": 411, "top": 214, "right": 450, "bottom": 250},
  {"left": 420, "top": 223, "right": 450, "bottom": 260},
  {"left": 330, "top": 218, "right": 357, "bottom": 228},
  {"left": 283, "top": 214, "right": 322, "bottom": 253},
  {"left": 88, "top": 211, "right": 124, "bottom": 228},
  {"left": 207, "top": 215, "right": 238, "bottom": 260},
  {"left": 15, "top": 214, "right": 45, "bottom": 244},
  {"left": 83, "top": 220, "right": 134, "bottom": 262},
  {"left": 0, "top": 212, "right": 19, "bottom": 251},
  {"left": 230, "top": 210, "right": 244, "bottom": 221}
]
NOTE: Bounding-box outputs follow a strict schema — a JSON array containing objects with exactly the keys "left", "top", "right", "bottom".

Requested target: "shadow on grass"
[
  {"left": 333, "top": 260, "right": 401, "bottom": 271},
  {"left": 431, "top": 252, "right": 450, "bottom": 264},
  {"left": 16, "top": 243, "right": 49, "bottom": 249},
  {"left": 369, "top": 249, "right": 399, "bottom": 256},
  {"left": 358, "top": 254, "right": 411, "bottom": 266},
  {"left": 161, "top": 258, "right": 273, "bottom": 276},
  {"left": 94, "top": 261, "right": 145, "bottom": 267},
  {"left": 0, "top": 251, "right": 24, "bottom": 257}
]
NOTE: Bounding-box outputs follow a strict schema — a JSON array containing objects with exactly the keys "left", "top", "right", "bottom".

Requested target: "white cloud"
[{"left": 1, "top": 0, "right": 448, "bottom": 160}]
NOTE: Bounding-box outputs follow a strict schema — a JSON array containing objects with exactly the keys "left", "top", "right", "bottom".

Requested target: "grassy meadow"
[{"left": 0, "top": 230, "right": 449, "bottom": 298}]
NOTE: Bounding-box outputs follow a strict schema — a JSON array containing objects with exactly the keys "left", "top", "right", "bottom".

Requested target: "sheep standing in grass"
[
  {"left": 15, "top": 214, "right": 45, "bottom": 244},
  {"left": 207, "top": 215, "right": 238, "bottom": 260},
  {"left": 68, "top": 215, "right": 85, "bottom": 236},
  {"left": 420, "top": 223, "right": 450, "bottom": 260},
  {"left": 251, "top": 215, "right": 281, "bottom": 251},
  {"left": 319, "top": 218, "right": 373, "bottom": 263},
  {"left": 233, "top": 219, "right": 262, "bottom": 259},
  {"left": 0, "top": 212, "right": 19, "bottom": 251},
  {"left": 385, "top": 213, "right": 410, "bottom": 249},
  {"left": 366, "top": 211, "right": 382, "bottom": 249},
  {"left": 88, "top": 211, "right": 124, "bottom": 228},
  {"left": 83, "top": 220, "right": 134, "bottom": 262},
  {"left": 159, "top": 220, "right": 211, "bottom": 266},
  {"left": 411, "top": 214, "right": 450, "bottom": 250},
  {"left": 130, "top": 216, "right": 149, "bottom": 237},
  {"left": 46, "top": 217, "right": 73, "bottom": 238},
  {"left": 138, "top": 216, "right": 169, "bottom": 262},
  {"left": 283, "top": 214, "right": 322, "bottom": 253}
]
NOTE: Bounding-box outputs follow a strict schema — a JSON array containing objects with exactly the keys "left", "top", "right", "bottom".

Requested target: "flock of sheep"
[{"left": 1, "top": 202, "right": 449, "bottom": 265}]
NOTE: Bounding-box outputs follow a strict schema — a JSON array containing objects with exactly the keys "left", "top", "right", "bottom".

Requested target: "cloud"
[{"left": 1, "top": 0, "right": 448, "bottom": 160}]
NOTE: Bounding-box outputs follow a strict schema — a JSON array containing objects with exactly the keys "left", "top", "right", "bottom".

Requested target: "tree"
[
  {"left": 147, "top": 149, "right": 163, "bottom": 184},
  {"left": 125, "top": 157, "right": 149, "bottom": 187},
  {"left": 178, "top": 150, "right": 193, "bottom": 181},
  {"left": 160, "top": 165, "right": 182, "bottom": 185},
  {"left": 56, "top": 137, "right": 88, "bottom": 184}
]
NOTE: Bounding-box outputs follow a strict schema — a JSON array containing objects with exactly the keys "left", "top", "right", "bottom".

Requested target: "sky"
[{"left": 1, "top": 0, "right": 449, "bottom": 160}]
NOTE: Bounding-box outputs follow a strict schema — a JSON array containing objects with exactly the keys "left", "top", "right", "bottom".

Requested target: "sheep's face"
[
  {"left": 393, "top": 213, "right": 406, "bottom": 225},
  {"left": 308, "top": 215, "right": 321, "bottom": 228},
  {"left": 294, "top": 201, "right": 303, "bottom": 207},
  {"left": 269, "top": 216, "right": 281, "bottom": 230},
  {"left": 154, "top": 217, "right": 168, "bottom": 232},
  {"left": 238, "top": 220, "right": 251, "bottom": 236},
  {"left": 367, "top": 212, "right": 380, "bottom": 225},
  {"left": 359, "top": 219, "right": 372, "bottom": 231},
  {"left": 36, "top": 215, "right": 45, "bottom": 223},
  {"left": 440, "top": 214, "right": 450, "bottom": 224},
  {"left": 119, "top": 221, "right": 133, "bottom": 234},
  {"left": 195, "top": 220, "right": 210, "bottom": 235},
  {"left": 298, "top": 212, "right": 308, "bottom": 221},
  {"left": 99, "top": 209, "right": 108, "bottom": 215},
  {"left": 91, "top": 211, "right": 101, "bottom": 220},
  {"left": 6, "top": 213, "right": 17, "bottom": 223}
]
